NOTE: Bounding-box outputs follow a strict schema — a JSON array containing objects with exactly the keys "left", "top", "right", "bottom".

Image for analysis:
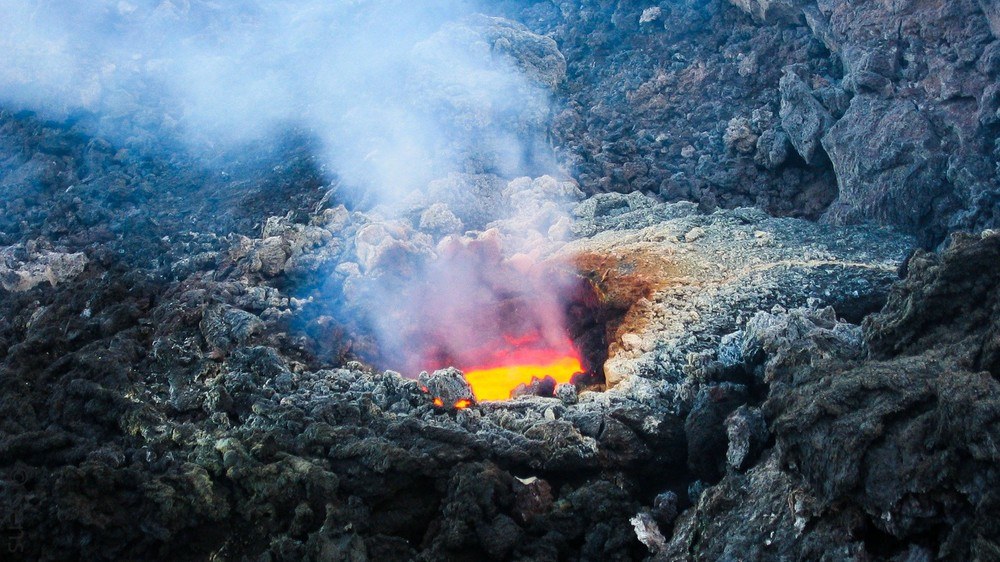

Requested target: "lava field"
[{"left": 1, "top": 1, "right": 999, "bottom": 561}]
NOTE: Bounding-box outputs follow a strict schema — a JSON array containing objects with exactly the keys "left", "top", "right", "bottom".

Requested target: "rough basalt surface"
[
  {"left": 663, "top": 233, "right": 1000, "bottom": 561},
  {"left": 0, "top": 106, "right": 915, "bottom": 559},
  {"left": 553, "top": 194, "right": 911, "bottom": 388},
  {"left": 496, "top": 0, "right": 1000, "bottom": 244}
]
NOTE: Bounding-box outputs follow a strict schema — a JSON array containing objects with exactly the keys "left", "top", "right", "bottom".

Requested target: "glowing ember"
[
  {"left": 462, "top": 351, "right": 584, "bottom": 401},
  {"left": 430, "top": 396, "right": 473, "bottom": 409}
]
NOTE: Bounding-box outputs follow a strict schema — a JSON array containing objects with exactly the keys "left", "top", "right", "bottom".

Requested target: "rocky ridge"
[
  {"left": 496, "top": 0, "right": 1000, "bottom": 244},
  {"left": 663, "top": 232, "right": 1000, "bottom": 561}
]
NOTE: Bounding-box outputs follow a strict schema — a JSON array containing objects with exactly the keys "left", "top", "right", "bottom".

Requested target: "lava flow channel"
[{"left": 461, "top": 349, "right": 583, "bottom": 401}]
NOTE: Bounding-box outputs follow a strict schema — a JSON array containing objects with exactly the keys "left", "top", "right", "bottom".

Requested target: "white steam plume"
[
  {"left": 0, "top": 0, "right": 560, "bottom": 204},
  {"left": 1, "top": 0, "right": 582, "bottom": 383}
]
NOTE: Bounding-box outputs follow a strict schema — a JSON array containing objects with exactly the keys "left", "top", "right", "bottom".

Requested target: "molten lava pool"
[
  {"left": 365, "top": 230, "right": 603, "bottom": 402},
  {"left": 462, "top": 351, "right": 584, "bottom": 401}
]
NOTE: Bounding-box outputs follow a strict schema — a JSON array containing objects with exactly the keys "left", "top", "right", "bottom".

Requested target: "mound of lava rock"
[
  {"left": 662, "top": 231, "right": 1000, "bottom": 561},
  {"left": 0, "top": 136, "right": 940, "bottom": 559}
]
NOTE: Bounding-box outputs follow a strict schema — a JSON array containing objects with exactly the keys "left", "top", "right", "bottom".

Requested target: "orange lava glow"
[
  {"left": 392, "top": 234, "right": 596, "bottom": 403},
  {"left": 462, "top": 352, "right": 584, "bottom": 401}
]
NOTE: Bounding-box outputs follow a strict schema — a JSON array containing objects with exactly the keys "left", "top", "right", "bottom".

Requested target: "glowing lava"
[
  {"left": 370, "top": 231, "right": 600, "bottom": 402},
  {"left": 462, "top": 350, "right": 584, "bottom": 401}
]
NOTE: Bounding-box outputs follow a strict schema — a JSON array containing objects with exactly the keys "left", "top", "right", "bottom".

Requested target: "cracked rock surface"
[{"left": 662, "top": 233, "right": 1000, "bottom": 561}]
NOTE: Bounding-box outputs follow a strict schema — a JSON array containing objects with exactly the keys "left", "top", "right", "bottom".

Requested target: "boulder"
[
  {"left": 821, "top": 95, "right": 950, "bottom": 235},
  {"left": 779, "top": 65, "right": 834, "bottom": 164},
  {"left": 0, "top": 244, "right": 88, "bottom": 292}
]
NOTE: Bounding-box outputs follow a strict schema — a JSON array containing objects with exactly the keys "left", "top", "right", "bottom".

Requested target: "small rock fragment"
[
  {"left": 684, "top": 227, "right": 706, "bottom": 242},
  {"left": 725, "top": 405, "right": 769, "bottom": 470},
  {"left": 419, "top": 203, "right": 464, "bottom": 235},
  {"left": 652, "top": 491, "right": 679, "bottom": 528},
  {"left": 556, "top": 383, "right": 578, "bottom": 405},
  {"left": 0, "top": 245, "right": 88, "bottom": 292},
  {"left": 639, "top": 7, "right": 662, "bottom": 24},
  {"left": 631, "top": 511, "right": 667, "bottom": 554},
  {"left": 724, "top": 117, "right": 759, "bottom": 154},
  {"left": 200, "top": 305, "right": 263, "bottom": 350},
  {"left": 419, "top": 368, "right": 476, "bottom": 409}
]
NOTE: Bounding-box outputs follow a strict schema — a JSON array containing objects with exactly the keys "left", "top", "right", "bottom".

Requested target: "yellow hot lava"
[{"left": 463, "top": 354, "right": 583, "bottom": 401}]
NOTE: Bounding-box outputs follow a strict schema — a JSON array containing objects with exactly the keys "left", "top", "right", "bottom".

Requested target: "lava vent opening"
[{"left": 354, "top": 232, "right": 640, "bottom": 402}]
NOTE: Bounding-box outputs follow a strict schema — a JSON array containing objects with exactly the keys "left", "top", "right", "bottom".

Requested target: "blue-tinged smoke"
[{"left": 0, "top": 0, "right": 561, "bottom": 203}]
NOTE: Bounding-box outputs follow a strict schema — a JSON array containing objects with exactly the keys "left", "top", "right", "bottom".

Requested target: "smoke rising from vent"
[
  {"left": 1, "top": 0, "right": 583, "bottom": 391},
  {"left": 362, "top": 229, "right": 583, "bottom": 375},
  {"left": 0, "top": 0, "right": 563, "bottom": 204}
]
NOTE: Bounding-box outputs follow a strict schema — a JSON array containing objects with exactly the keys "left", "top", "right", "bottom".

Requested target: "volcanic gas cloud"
[{"left": 367, "top": 230, "right": 592, "bottom": 401}]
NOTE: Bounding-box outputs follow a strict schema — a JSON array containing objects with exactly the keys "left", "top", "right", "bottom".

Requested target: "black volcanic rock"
[
  {"left": 821, "top": 95, "right": 949, "bottom": 234},
  {"left": 527, "top": 0, "right": 842, "bottom": 220},
  {"left": 664, "top": 234, "right": 1000, "bottom": 560},
  {"left": 684, "top": 383, "right": 749, "bottom": 482},
  {"left": 864, "top": 231, "right": 1000, "bottom": 377},
  {"left": 779, "top": 64, "right": 834, "bottom": 165},
  {"left": 498, "top": 0, "right": 999, "bottom": 243}
]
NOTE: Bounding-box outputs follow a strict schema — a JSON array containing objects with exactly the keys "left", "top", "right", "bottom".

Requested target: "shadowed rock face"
[
  {"left": 496, "top": 0, "right": 999, "bottom": 244},
  {"left": 821, "top": 95, "right": 950, "bottom": 233},
  {"left": 865, "top": 232, "right": 1000, "bottom": 377}
]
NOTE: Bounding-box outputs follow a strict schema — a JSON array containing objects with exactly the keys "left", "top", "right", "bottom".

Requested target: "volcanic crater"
[{"left": 2, "top": 1, "right": 1000, "bottom": 560}]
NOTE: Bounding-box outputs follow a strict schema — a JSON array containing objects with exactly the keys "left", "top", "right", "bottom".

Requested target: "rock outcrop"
[
  {"left": 662, "top": 233, "right": 1000, "bottom": 560},
  {"left": 500, "top": 0, "right": 999, "bottom": 244}
]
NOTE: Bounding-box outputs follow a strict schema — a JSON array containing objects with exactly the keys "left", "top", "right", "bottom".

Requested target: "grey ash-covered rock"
[
  {"left": 0, "top": 241, "right": 88, "bottom": 292},
  {"left": 418, "top": 368, "right": 476, "bottom": 409},
  {"left": 557, "top": 194, "right": 912, "bottom": 389},
  {"left": 724, "top": 405, "right": 767, "bottom": 471}
]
